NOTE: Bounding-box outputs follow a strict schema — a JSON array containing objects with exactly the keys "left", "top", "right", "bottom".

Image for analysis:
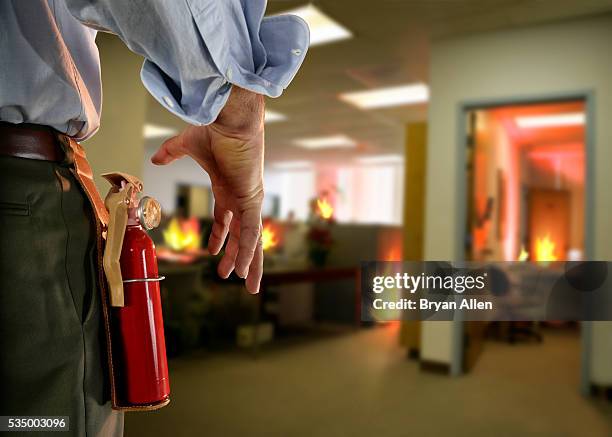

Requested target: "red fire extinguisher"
[{"left": 102, "top": 173, "right": 170, "bottom": 407}]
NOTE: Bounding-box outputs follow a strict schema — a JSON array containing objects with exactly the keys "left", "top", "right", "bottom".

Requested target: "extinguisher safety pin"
[{"left": 122, "top": 276, "right": 166, "bottom": 283}]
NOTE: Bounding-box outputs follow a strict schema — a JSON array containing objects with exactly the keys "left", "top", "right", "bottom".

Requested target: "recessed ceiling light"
[
  {"left": 143, "top": 124, "right": 178, "bottom": 139},
  {"left": 265, "top": 110, "right": 287, "bottom": 123},
  {"left": 515, "top": 113, "right": 585, "bottom": 128},
  {"left": 340, "top": 83, "right": 429, "bottom": 109},
  {"left": 293, "top": 134, "right": 357, "bottom": 149},
  {"left": 271, "top": 160, "right": 313, "bottom": 170},
  {"left": 279, "top": 4, "right": 352, "bottom": 46},
  {"left": 357, "top": 154, "right": 404, "bottom": 165}
]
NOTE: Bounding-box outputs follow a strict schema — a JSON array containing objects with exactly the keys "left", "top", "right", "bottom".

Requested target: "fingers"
[
  {"left": 151, "top": 134, "right": 186, "bottom": 165},
  {"left": 234, "top": 205, "right": 262, "bottom": 279},
  {"left": 245, "top": 238, "right": 263, "bottom": 294},
  {"left": 214, "top": 210, "right": 263, "bottom": 294},
  {"left": 208, "top": 206, "right": 232, "bottom": 255},
  {"left": 217, "top": 218, "right": 240, "bottom": 279}
]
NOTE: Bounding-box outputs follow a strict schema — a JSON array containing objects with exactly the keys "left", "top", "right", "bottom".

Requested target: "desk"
[
  {"left": 251, "top": 265, "right": 361, "bottom": 355},
  {"left": 158, "top": 260, "right": 208, "bottom": 353}
]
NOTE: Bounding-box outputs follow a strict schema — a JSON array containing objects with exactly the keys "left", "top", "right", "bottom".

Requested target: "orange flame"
[
  {"left": 518, "top": 245, "right": 529, "bottom": 262},
  {"left": 163, "top": 217, "right": 201, "bottom": 252},
  {"left": 316, "top": 197, "right": 334, "bottom": 220},
  {"left": 261, "top": 224, "right": 279, "bottom": 251},
  {"left": 534, "top": 234, "right": 558, "bottom": 262},
  {"left": 385, "top": 247, "right": 402, "bottom": 262}
]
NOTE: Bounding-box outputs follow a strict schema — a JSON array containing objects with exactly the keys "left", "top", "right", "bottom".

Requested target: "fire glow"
[
  {"left": 163, "top": 217, "right": 201, "bottom": 252},
  {"left": 261, "top": 224, "right": 279, "bottom": 251},
  {"left": 534, "top": 234, "right": 558, "bottom": 262},
  {"left": 317, "top": 197, "right": 334, "bottom": 220}
]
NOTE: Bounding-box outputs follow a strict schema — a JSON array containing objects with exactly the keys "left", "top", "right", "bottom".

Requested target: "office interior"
[{"left": 84, "top": 2, "right": 612, "bottom": 436}]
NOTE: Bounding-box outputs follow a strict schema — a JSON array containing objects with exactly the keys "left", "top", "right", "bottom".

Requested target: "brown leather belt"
[{"left": 0, "top": 122, "right": 65, "bottom": 162}]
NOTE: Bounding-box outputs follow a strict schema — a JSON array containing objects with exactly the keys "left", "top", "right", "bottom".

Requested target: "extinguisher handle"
[
  {"left": 103, "top": 183, "right": 134, "bottom": 307},
  {"left": 102, "top": 172, "right": 143, "bottom": 193}
]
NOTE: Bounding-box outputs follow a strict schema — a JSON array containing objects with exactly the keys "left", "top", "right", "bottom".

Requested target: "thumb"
[{"left": 151, "top": 134, "right": 186, "bottom": 165}]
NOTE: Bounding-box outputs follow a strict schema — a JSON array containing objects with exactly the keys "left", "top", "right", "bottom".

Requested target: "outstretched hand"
[{"left": 151, "top": 87, "right": 265, "bottom": 293}]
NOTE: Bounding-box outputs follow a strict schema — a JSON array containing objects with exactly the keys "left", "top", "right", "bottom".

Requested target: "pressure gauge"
[{"left": 137, "top": 196, "right": 162, "bottom": 230}]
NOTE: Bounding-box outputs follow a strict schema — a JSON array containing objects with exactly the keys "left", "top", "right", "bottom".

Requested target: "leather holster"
[{"left": 58, "top": 134, "right": 170, "bottom": 412}]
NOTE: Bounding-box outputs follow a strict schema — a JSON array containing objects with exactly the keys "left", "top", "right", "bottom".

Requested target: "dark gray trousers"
[{"left": 0, "top": 155, "right": 123, "bottom": 436}]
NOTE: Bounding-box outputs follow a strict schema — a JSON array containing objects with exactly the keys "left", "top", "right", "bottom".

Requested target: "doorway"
[
  {"left": 465, "top": 99, "right": 586, "bottom": 262},
  {"left": 453, "top": 96, "right": 593, "bottom": 386}
]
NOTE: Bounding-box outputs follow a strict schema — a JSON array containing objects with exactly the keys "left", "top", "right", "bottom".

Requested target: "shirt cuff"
[
  {"left": 225, "top": 15, "right": 310, "bottom": 98},
  {"left": 140, "top": 7, "right": 309, "bottom": 126},
  {"left": 140, "top": 61, "right": 233, "bottom": 126}
]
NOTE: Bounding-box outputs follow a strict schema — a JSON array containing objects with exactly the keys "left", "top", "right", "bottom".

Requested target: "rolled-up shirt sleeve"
[{"left": 64, "top": 0, "right": 309, "bottom": 125}]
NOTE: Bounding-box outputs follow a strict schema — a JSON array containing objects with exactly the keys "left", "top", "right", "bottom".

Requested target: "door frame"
[{"left": 451, "top": 91, "right": 596, "bottom": 393}]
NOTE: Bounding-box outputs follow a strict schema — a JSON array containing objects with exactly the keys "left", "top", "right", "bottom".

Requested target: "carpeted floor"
[{"left": 125, "top": 325, "right": 612, "bottom": 437}]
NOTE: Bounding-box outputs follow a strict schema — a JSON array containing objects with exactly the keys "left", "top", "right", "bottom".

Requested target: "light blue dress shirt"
[{"left": 0, "top": 0, "right": 309, "bottom": 140}]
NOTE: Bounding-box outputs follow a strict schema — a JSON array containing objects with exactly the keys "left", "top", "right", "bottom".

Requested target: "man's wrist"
[{"left": 212, "top": 86, "right": 264, "bottom": 139}]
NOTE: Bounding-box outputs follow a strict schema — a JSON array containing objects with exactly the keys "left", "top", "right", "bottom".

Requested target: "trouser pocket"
[{"left": 0, "top": 201, "right": 30, "bottom": 216}]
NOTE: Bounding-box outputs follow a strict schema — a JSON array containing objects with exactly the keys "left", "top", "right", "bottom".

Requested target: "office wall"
[
  {"left": 591, "top": 322, "right": 612, "bottom": 385},
  {"left": 83, "top": 33, "right": 147, "bottom": 192},
  {"left": 469, "top": 111, "right": 515, "bottom": 261},
  {"left": 422, "top": 14, "right": 612, "bottom": 365},
  {"left": 421, "top": 322, "right": 454, "bottom": 364}
]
